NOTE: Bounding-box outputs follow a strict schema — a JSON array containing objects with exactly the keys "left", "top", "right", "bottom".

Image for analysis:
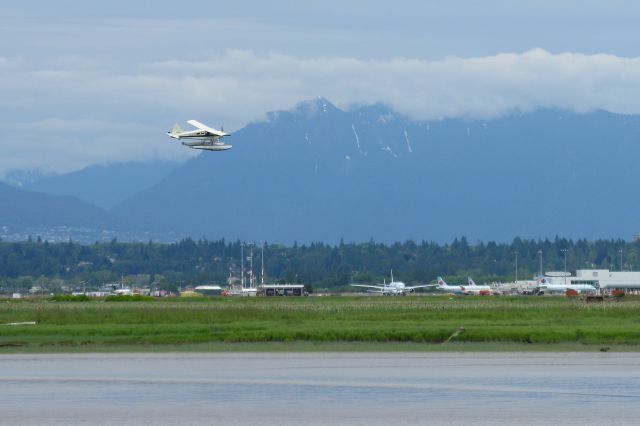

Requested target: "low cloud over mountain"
[{"left": 3, "top": 49, "right": 640, "bottom": 176}]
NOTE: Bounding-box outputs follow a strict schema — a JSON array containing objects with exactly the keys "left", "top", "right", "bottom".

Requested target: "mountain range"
[
  {"left": 2, "top": 99, "right": 640, "bottom": 243},
  {"left": 13, "top": 160, "right": 183, "bottom": 210},
  {"left": 0, "top": 182, "right": 120, "bottom": 231}
]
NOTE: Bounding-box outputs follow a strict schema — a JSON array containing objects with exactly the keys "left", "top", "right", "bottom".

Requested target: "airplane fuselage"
[
  {"left": 380, "top": 282, "right": 409, "bottom": 295},
  {"left": 435, "top": 277, "right": 492, "bottom": 295},
  {"left": 435, "top": 284, "right": 465, "bottom": 294},
  {"left": 459, "top": 285, "right": 492, "bottom": 294}
]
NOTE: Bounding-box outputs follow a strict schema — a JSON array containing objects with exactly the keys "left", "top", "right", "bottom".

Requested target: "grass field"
[{"left": 1, "top": 296, "right": 639, "bottom": 352}]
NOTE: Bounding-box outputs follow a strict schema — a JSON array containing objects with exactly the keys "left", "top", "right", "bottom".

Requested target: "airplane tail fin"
[
  {"left": 437, "top": 276, "right": 446, "bottom": 286},
  {"left": 468, "top": 277, "right": 477, "bottom": 286},
  {"left": 168, "top": 124, "right": 183, "bottom": 137}
]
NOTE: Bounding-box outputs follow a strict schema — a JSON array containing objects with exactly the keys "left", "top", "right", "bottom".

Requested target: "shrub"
[
  {"left": 104, "top": 294, "right": 154, "bottom": 302},
  {"left": 50, "top": 294, "right": 91, "bottom": 302}
]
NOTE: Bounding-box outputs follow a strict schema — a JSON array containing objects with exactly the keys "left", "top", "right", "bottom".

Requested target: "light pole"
[
  {"left": 538, "top": 250, "right": 543, "bottom": 279},
  {"left": 249, "top": 243, "right": 254, "bottom": 288},
  {"left": 561, "top": 249, "right": 568, "bottom": 286},
  {"left": 619, "top": 249, "right": 623, "bottom": 272},
  {"left": 240, "top": 242, "right": 245, "bottom": 289},
  {"left": 261, "top": 242, "right": 265, "bottom": 285}
]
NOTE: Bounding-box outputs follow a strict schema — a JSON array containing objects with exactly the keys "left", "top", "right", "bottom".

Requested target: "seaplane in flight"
[
  {"left": 350, "top": 270, "right": 433, "bottom": 295},
  {"left": 167, "top": 119, "right": 231, "bottom": 151},
  {"left": 435, "top": 276, "right": 493, "bottom": 295}
]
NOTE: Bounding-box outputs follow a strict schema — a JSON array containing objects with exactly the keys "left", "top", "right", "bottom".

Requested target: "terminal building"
[{"left": 540, "top": 270, "right": 640, "bottom": 290}]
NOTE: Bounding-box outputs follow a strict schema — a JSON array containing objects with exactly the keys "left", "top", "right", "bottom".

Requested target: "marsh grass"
[{"left": 1, "top": 296, "right": 639, "bottom": 351}]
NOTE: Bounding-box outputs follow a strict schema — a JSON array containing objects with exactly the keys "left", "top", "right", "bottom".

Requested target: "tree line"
[{"left": 0, "top": 236, "right": 638, "bottom": 293}]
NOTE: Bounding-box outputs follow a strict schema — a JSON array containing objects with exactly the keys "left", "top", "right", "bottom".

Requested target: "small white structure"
[
  {"left": 225, "top": 287, "right": 257, "bottom": 297},
  {"left": 194, "top": 285, "right": 223, "bottom": 296}
]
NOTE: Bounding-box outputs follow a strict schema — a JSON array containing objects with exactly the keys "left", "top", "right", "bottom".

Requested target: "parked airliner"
[
  {"left": 350, "top": 270, "right": 433, "bottom": 295},
  {"left": 461, "top": 277, "right": 493, "bottom": 295},
  {"left": 435, "top": 276, "right": 493, "bottom": 295}
]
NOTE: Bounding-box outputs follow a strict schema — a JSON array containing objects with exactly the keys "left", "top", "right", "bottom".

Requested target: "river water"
[{"left": 0, "top": 352, "right": 638, "bottom": 425}]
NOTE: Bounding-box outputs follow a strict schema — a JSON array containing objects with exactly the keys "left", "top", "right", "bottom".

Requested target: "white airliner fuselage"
[
  {"left": 461, "top": 277, "right": 493, "bottom": 295},
  {"left": 435, "top": 276, "right": 493, "bottom": 295},
  {"left": 434, "top": 277, "right": 466, "bottom": 294}
]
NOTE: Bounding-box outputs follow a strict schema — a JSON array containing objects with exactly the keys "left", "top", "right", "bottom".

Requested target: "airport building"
[
  {"left": 258, "top": 284, "right": 305, "bottom": 296},
  {"left": 541, "top": 270, "right": 640, "bottom": 290}
]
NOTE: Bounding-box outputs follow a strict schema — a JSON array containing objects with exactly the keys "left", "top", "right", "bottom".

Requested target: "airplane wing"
[
  {"left": 404, "top": 284, "right": 437, "bottom": 290},
  {"left": 187, "top": 119, "right": 228, "bottom": 137},
  {"left": 195, "top": 285, "right": 222, "bottom": 291},
  {"left": 350, "top": 284, "right": 385, "bottom": 290}
]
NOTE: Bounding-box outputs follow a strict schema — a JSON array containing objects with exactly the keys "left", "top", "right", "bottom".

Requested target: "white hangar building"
[{"left": 543, "top": 269, "right": 640, "bottom": 290}]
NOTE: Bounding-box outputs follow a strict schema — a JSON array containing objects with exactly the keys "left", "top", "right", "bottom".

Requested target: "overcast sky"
[{"left": 2, "top": 0, "right": 640, "bottom": 175}]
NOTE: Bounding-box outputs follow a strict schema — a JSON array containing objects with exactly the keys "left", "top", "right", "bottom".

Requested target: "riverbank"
[{"left": 0, "top": 341, "right": 637, "bottom": 353}]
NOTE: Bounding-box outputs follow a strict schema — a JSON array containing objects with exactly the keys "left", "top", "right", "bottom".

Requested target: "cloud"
[
  {"left": 1, "top": 48, "right": 640, "bottom": 175},
  {"left": 0, "top": 117, "right": 195, "bottom": 176},
  {"left": 140, "top": 48, "right": 640, "bottom": 118}
]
